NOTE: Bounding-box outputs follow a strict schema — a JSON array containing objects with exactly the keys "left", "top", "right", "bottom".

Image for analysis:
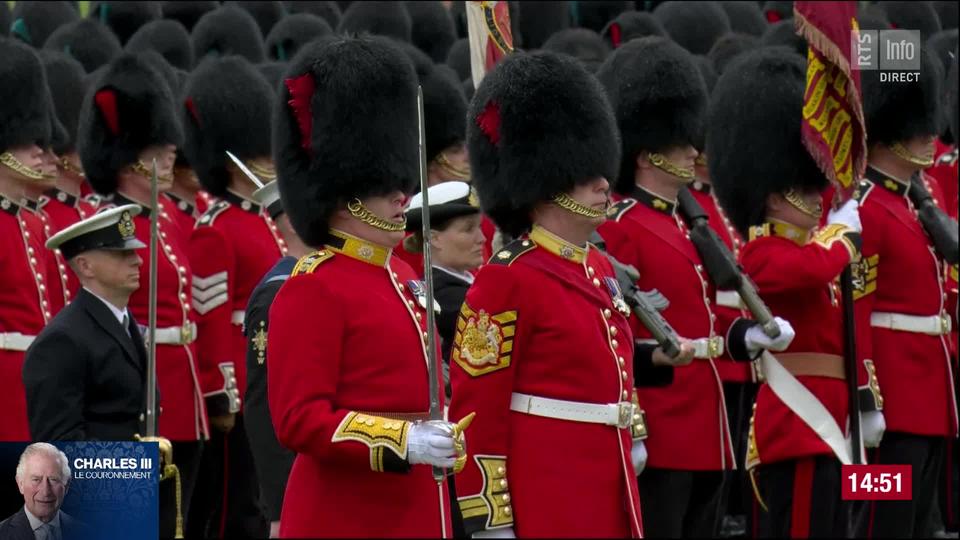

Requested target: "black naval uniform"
[
  {"left": 23, "top": 287, "right": 153, "bottom": 440},
  {"left": 242, "top": 255, "right": 296, "bottom": 524}
]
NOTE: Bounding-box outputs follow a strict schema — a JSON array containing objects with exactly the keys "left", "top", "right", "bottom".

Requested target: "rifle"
[
  {"left": 676, "top": 187, "right": 781, "bottom": 338},
  {"left": 908, "top": 173, "right": 959, "bottom": 265},
  {"left": 591, "top": 232, "right": 681, "bottom": 358}
]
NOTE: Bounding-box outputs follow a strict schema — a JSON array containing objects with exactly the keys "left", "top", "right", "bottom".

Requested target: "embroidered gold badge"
[
  {"left": 452, "top": 304, "right": 517, "bottom": 377},
  {"left": 253, "top": 322, "right": 267, "bottom": 365},
  {"left": 118, "top": 211, "right": 135, "bottom": 238}
]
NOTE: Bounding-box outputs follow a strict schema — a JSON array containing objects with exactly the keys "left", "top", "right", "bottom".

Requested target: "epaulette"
[
  {"left": 606, "top": 198, "right": 637, "bottom": 222},
  {"left": 488, "top": 238, "right": 536, "bottom": 266},
  {"left": 196, "top": 200, "right": 230, "bottom": 227},
  {"left": 291, "top": 249, "right": 335, "bottom": 276},
  {"left": 853, "top": 179, "right": 875, "bottom": 205}
]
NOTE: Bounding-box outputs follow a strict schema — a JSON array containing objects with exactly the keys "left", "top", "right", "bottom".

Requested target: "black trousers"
[
  {"left": 160, "top": 440, "right": 203, "bottom": 539},
  {"left": 187, "top": 414, "right": 267, "bottom": 538},
  {"left": 638, "top": 468, "right": 726, "bottom": 537},
  {"left": 721, "top": 381, "right": 758, "bottom": 521},
  {"left": 857, "top": 432, "right": 946, "bottom": 538},
  {"left": 752, "top": 455, "right": 849, "bottom": 538}
]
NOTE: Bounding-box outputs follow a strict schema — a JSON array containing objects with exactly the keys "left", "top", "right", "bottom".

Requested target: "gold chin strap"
[
  {"left": 890, "top": 142, "right": 935, "bottom": 167},
  {"left": 784, "top": 188, "right": 824, "bottom": 220},
  {"left": 60, "top": 156, "right": 85, "bottom": 177},
  {"left": 434, "top": 152, "right": 471, "bottom": 180},
  {"left": 552, "top": 192, "right": 607, "bottom": 218},
  {"left": 694, "top": 153, "right": 708, "bottom": 167},
  {"left": 648, "top": 152, "right": 695, "bottom": 181},
  {"left": 0, "top": 151, "right": 45, "bottom": 180},
  {"left": 347, "top": 198, "right": 407, "bottom": 232},
  {"left": 247, "top": 160, "right": 277, "bottom": 182},
  {"left": 132, "top": 160, "right": 174, "bottom": 183}
]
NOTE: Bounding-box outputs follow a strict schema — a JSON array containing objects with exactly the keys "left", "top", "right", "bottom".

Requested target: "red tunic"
[
  {"left": 599, "top": 186, "right": 756, "bottom": 471},
  {"left": 163, "top": 192, "right": 198, "bottom": 248},
  {"left": 854, "top": 168, "right": 957, "bottom": 437},
  {"left": 189, "top": 192, "right": 286, "bottom": 416},
  {"left": 267, "top": 230, "right": 452, "bottom": 538},
  {"left": 109, "top": 193, "right": 209, "bottom": 441},
  {"left": 0, "top": 195, "right": 54, "bottom": 440},
  {"left": 39, "top": 188, "right": 96, "bottom": 301},
  {"left": 448, "top": 226, "right": 643, "bottom": 538},
  {"left": 741, "top": 220, "right": 856, "bottom": 465},
  {"left": 689, "top": 181, "right": 752, "bottom": 383}
]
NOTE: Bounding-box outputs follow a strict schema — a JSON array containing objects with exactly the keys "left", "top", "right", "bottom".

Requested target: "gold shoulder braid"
[
  {"left": 0, "top": 152, "right": 45, "bottom": 180},
  {"left": 648, "top": 152, "right": 695, "bottom": 180},
  {"left": 552, "top": 192, "right": 606, "bottom": 218},
  {"left": 346, "top": 198, "right": 407, "bottom": 232}
]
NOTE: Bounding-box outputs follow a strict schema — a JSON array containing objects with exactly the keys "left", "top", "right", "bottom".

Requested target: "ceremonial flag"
[
  {"left": 794, "top": 1, "right": 868, "bottom": 202},
  {"left": 465, "top": 1, "right": 514, "bottom": 88}
]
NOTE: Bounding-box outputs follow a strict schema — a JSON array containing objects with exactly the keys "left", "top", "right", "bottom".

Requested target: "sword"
[
  {"left": 146, "top": 159, "right": 159, "bottom": 437},
  {"left": 225, "top": 151, "right": 265, "bottom": 189},
  {"left": 417, "top": 86, "right": 444, "bottom": 484}
]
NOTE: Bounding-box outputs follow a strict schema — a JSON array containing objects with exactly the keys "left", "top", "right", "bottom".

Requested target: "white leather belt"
[
  {"left": 152, "top": 322, "right": 198, "bottom": 345},
  {"left": 716, "top": 290, "right": 743, "bottom": 309},
  {"left": 0, "top": 332, "right": 35, "bottom": 351},
  {"left": 870, "top": 311, "right": 951, "bottom": 336},
  {"left": 230, "top": 310, "right": 244, "bottom": 326},
  {"left": 509, "top": 392, "right": 636, "bottom": 429},
  {"left": 637, "top": 336, "right": 724, "bottom": 359}
]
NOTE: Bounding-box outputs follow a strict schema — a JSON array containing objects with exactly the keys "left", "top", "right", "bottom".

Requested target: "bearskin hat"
[
  {"left": 927, "top": 29, "right": 958, "bottom": 74},
  {"left": 161, "top": 1, "right": 218, "bottom": 32},
  {"left": 654, "top": 1, "right": 731, "bottom": 55},
  {"left": 265, "top": 13, "right": 332, "bottom": 61},
  {"left": 933, "top": 1, "right": 957, "bottom": 30},
  {"left": 948, "top": 58, "right": 958, "bottom": 142},
  {"left": 284, "top": 1, "right": 342, "bottom": 29},
  {"left": 467, "top": 50, "right": 620, "bottom": 237},
  {"left": 88, "top": 1, "right": 161, "bottom": 45},
  {"left": 880, "top": 1, "right": 941, "bottom": 38},
  {"left": 0, "top": 4, "right": 11, "bottom": 40},
  {"left": 695, "top": 54, "right": 718, "bottom": 95},
  {"left": 761, "top": 19, "right": 807, "bottom": 57},
  {"left": 227, "top": 1, "right": 285, "bottom": 37},
  {"left": 139, "top": 50, "right": 180, "bottom": 100},
  {"left": 77, "top": 53, "right": 183, "bottom": 194},
  {"left": 707, "top": 47, "right": 826, "bottom": 237},
  {"left": 258, "top": 61, "right": 287, "bottom": 94},
  {"left": 192, "top": 6, "right": 266, "bottom": 63},
  {"left": 601, "top": 11, "right": 665, "bottom": 49},
  {"left": 0, "top": 38, "right": 52, "bottom": 152},
  {"left": 576, "top": 2, "right": 632, "bottom": 33},
  {"left": 542, "top": 28, "right": 611, "bottom": 73},
  {"left": 862, "top": 43, "right": 943, "bottom": 146},
  {"left": 762, "top": 1, "right": 793, "bottom": 23},
  {"left": 517, "top": 1, "right": 570, "bottom": 49},
  {"left": 857, "top": 7, "right": 892, "bottom": 32},
  {"left": 125, "top": 19, "right": 194, "bottom": 71},
  {"left": 337, "top": 1, "right": 412, "bottom": 42},
  {"left": 406, "top": 1, "right": 457, "bottom": 62},
  {"left": 181, "top": 56, "right": 273, "bottom": 197},
  {"left": 596, "top": 36, "right": 707, "bottom": 194},
  {"left": 44, "top": 19, "right": 122, "bottom": 73},
  {"left": 48, "top": 98, "right": 70, "bottom": 153},
  {"left": 273, "top": 37, "right": 419, "bottom": 247},
  {"left": 39, "top": 50, "right": 88, "bottom": 154},
  {"left": 424, "top": 65, "right": 468, "bottom": 163},
  {"left": 10, "top": 1, "right": 79, "bottom": 48},
  {"left": 708, "top": 32, "right": 760, "bottom": 75},
  {"left": 445, "top": 38, "right": 471, "bottom": 81},
  {"left": 720, "top": 1, "right": 768, "bottom": 36}
]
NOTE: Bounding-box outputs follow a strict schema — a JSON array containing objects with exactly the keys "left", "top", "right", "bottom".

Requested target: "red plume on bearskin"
[
  {"left": 284, "top": 73, "right": 315, "bottom": 155},
  {"left": 94, "top": 89, "right": 120, "bottom": 136}
]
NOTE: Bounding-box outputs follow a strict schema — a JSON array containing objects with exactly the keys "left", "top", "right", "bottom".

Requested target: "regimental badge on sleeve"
[
  {"left": 452, "top": 303, "right": 517, "bottom": 377},
  {"left": 851, "top": 254, "right": 879, "bottom": 300}
]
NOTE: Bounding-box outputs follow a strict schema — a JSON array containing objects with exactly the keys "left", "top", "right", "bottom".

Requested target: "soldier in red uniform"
[
  {"left": 76, "top": 52, "right": 208, "bottom": 538},
  {"left": 0, "top": 38, "right": 57, "bottom": 441},
  {"left": 267, "top": 36, "right": 467, "bottom": 538},
  {"left": 181, "top": 55, "right": 285, "bottom": 539},
  {"left": 596, "top": 37, "right": 795, "bottom": 538},
  {"left": 448, "top": 49, "right": 694, "bottom": 539},
  {"left": 709, "top": 47, "right": 883, "bottom": 537},
  {"left": 856, "top": 43, "right": 958, "bottom": 538}
]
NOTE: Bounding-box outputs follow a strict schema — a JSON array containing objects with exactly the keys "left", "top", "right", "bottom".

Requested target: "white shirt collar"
[
  {"left": 84, "top": 287, "right": 129, "bottom": 326},
  {"left": 433, "top": 265, "right": 475, "bottom": 285},
  {"left": 23, "top": 505, "right": 61, "bottom": 533}
]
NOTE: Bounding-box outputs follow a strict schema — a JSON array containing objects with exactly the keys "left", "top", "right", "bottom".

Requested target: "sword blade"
[
  {"left": 225, "top": 151, "right": 265, "bottom": 189},
  {"left": 146, "top": 159, "right": 160, "bottom": 437}
]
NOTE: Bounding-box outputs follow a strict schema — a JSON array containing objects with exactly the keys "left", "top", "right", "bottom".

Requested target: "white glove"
[
  {"left": 745, "top": 317, "right": 796, "bottom": 356},
  {"left": 862, "top": 410, "right": 886, "bottom": 448},
  {"left": 407, "top": 421, "right": 457, "bottom": 468},
  {"left": 827, "top": 199, "right": 861, "bottom": 233},
  {"left": 473, "top": 527, "right": 516, "bottom": 539},
  {"left": 631, "top": 440, "right": 648, "bottom": 476}
]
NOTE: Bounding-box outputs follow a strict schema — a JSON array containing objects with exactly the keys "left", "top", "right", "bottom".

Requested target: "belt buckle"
[
  {"left": 708, "top": 337, "right": 721, "bottom": 358},
  {"left": 616, "top": 402, "right": 634, "bottom": 429},
  {"left": 941, "top": 313, "right": 951, "bottom": 335},
  {"left": 180, "top": 323, "right": 193, "bottom": 344}
]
